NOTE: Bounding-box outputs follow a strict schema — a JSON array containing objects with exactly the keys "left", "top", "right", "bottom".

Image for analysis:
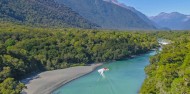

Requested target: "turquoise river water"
[{"left": 52, "top": 51, "right": 156, "bottom": 94}]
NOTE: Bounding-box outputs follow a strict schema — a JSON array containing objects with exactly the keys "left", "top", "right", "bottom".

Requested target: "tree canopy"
[
  {"left": 140, "top": 31, "right": 190, "bottom": 94},
  {"left": 0, "top": 22, "right": 158, "bottom": 94}
]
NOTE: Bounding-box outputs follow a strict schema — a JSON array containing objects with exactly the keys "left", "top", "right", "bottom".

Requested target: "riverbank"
[
  {"left": 53, "top": 51, "right": 157, "bottom": 94},
  {"left": 21, "top": 63, "right": 102, "bottom": 94}
]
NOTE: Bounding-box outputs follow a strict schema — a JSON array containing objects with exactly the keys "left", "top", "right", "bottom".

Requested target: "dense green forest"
[
  {"left": 0, "top": 0, "right": 99, "bottom": 28},
  {"left": 0, "top": 22, "right": 158, "bottom": 94},
  {"left": 1, "top": 22, "right": 190, "bottom": 94},
  {"left": 140, "top": 31, "right": 190, "bottom": 94}
]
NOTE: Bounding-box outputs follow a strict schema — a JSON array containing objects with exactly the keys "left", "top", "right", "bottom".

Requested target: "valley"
[{"left": 0, "top": 0, "right": 190, "bottom": 94}]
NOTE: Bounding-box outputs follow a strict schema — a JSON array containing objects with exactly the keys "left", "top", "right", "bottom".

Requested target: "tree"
[
  {"left": 0, "top": 78, "right": 25, "bottom": 94},
  {"left": 0, "top": 67, "right": 11, "bottom": 82},
  {"left": 5, "top": 39, "right": 16, "bottom": 47}
]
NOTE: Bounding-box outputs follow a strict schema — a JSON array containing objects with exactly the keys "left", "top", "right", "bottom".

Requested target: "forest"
[
  {"left": 140, "top": 31, "right": 190, "bottom": 94},
  {"left": 0, "top": 22, "right": 158, "bottom": 94},
  {"left": 0, "top": 0, "right": 99, "bottom": 28},
  {"left": 1, "top": 22, "right": 190, "bottom": 94}
]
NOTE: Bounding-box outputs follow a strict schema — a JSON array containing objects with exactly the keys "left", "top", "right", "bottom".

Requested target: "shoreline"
[
  {"left": 21, "top": 49, "right": 156, "bottom": 94},
  {"left": 21, "top": 63, "right": 103, "bottom": 94}
]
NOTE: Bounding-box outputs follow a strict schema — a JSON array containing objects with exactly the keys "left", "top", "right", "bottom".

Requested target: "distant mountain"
[
  {"left": 0, "top": 0, "right": 99, "bottom": 28},
  {"left": 55, "top": 0, "right": 156, "bottom": 30},
  {"left": 150, "top": 12, "right": 190, "bottom": 30},
  {"left": 184, "top": 20, "right": 190, "bottom": 29},
  {"left": 104, "top": 0, "right": 157, "bottom": 29}
]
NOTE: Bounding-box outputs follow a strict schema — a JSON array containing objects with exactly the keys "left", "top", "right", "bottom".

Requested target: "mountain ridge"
[
  {"left": 55, "top": 0, "right": 156, "bottom": 30},
  {"left": 150, "top": 12, "right": 190, "bottom": 30},
  {"left": 103, "top": 0, "right": 157, "bottom": 28}
]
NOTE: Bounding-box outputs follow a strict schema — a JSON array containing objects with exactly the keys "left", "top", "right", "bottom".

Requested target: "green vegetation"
[
  {"left": 1, "top": 1, "right": 189, "bottom": 94},
  {"left": 1, "top": 22, "right": 190, "bottom": 94},
  {"left": 0, "top": 0, "right": 99, "bottom": 28},
  {"left": 0, "top": 78, "right": 25, "bottom": 94},
  {"left": 0, "top": 22, "right": 158, "bottom": 94},
  {"left": 140, "top": 31, "right": 190, "bottom": 94}
]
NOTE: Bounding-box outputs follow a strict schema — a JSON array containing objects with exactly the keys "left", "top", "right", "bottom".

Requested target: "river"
[{"left": 52, "top": 51, "right": 156, "bottom": 94}]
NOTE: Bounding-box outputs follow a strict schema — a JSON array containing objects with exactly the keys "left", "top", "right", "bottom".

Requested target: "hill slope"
[
  {"left": 104, "top": 0, "right": 157, "bottom": 28},
  {"left": 0, "top": 0, "right": 99, "bottom": 28},
  {"left": 55, "top": 0, "right": 156, "bottom": 30}
]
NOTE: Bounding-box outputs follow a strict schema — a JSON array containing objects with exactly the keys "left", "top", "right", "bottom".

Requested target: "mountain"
[
  {"left": 104, "top": 0, "right": 157, "bottom": 29},
  {"left": 150, "top": 12, "right": 190, "bottom": 30},
  {"left": 55, "top": 0, "right": 156, "bottom": 30},
  {"left": 184, "top": 20, "right": 190, "bottom": 29},
  {"left": 0, "top": 0, "right": 99, "bottom": 28}
]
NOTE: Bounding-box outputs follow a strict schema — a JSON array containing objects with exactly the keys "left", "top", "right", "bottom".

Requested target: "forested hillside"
[
  {"left": 55, "top": 0, "right": 156, "bottom": 30},
  {"left": 140, "top": 31, "right": 190, "bottom": 94},
  {"left": 0, "top": 22, "right": 158, "bottom": 94},
  {"left": 0, "top": 0, "right": 98, "bottom": 28}
]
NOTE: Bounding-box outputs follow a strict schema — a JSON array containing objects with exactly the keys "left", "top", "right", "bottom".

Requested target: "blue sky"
[{"left": 118, "top": 0, "right": 190, "bottom": 16}]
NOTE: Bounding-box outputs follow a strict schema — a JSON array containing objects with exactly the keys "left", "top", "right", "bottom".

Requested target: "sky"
[{"left": 118, "top": 0, "right": 190, "bottom": 16}]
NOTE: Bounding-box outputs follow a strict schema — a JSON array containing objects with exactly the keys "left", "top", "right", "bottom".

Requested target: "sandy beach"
[{"left": 21, "top": 63, "right": 102, "bottom": 94}]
